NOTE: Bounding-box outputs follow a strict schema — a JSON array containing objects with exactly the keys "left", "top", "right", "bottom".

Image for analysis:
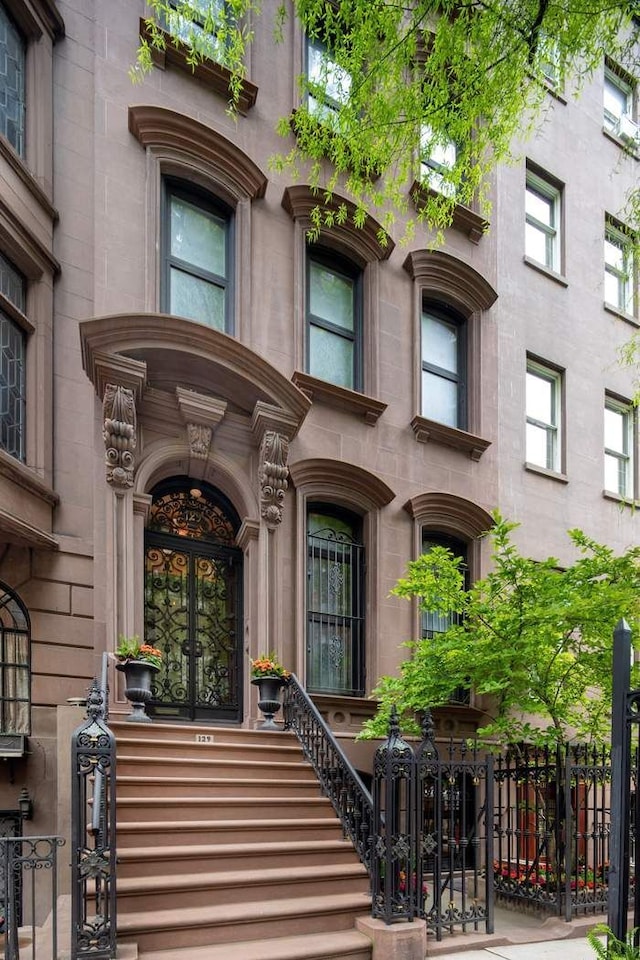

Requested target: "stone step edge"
[
  {"left": 118, "top": 892, "right": 372, "bottom": 934},
  {"left": 137, "top": 928, "right": 372, "bottom": 960},
  {"left": 116, "top": 817, "right": 341, "bottom": 833},
  {"left": 115, "top": 737, "right": 301, "bottom": 754},
  {"left": 118, "top": 862, "right": 368, "bottom": 896},
  {"left": 116, "top": 754, "right": 312, "bottom": 771},
  {"left": 115, "top": 797, "right": 330, "bottom": 809},
  {"left": 118, "top": 838, "right": 357, "bottom": 861},
  {"left": 116, "top": 775, "right": 319, "bottom": 788},
  {"left": 112, "top": 719, "right": 294, "bottom": 738}
]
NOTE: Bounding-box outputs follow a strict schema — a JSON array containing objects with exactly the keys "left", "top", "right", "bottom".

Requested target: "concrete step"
[
  {"left": 111, "top": 720, "right": 294, "bottom": 748},
  {"left": 117, "top": 892, "right": 372, "bottom": 952},
  {"left": 117, "top": 838, "right": 362, "bottom": 877},
  {"left": 116, "top": 817, "right": 345, "bottom": 847},
  {"left": 137, "top": 929, "right": 373, "bottom": 960},
  {"left": 117, "top": 862, "right": 370, "bottom": 912},
  {"left": 115, "top": 774, "right": 323, "bottom": 799},
  {"left": 116, "top": 753, "right": 316, "bottom": 780},
  {"left": 116, "top": 795, "right": 334, "bottom": 822}
]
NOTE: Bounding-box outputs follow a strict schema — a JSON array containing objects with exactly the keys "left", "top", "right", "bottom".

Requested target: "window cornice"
[
  {"left": 409, "top": 181, "right": 489, "bottom": 245},
  {"left": 289, "top": 457, "right": 395, "bottom": 510},
  {"left": 128, "top": 105, "right": 267, "bottom": 202},
  {"left": 4, "top": 0, "right": 64, "bottom": 40},
  {"left": 291, "top": 371, "right": 386, "bottom": 425},
  {"left": 403, "top": 492, "right": 493, "bottom": 540},
  {"left": 403, "top": 250, "right": 497, "bottom": 314},
  {"left": 282, "top": 185, "right": 394, "bottom": 266},
  {"left": 410, "top": 414, "right": 491, "bottom": 460}
]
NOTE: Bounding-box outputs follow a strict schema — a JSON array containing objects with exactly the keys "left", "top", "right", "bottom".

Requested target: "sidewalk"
[{"left": 427, "top": 906, "right": 605, "bottom": 960}]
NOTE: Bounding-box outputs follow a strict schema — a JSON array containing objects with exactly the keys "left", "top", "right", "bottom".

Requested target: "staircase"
[{"left": 113, "top": 720, "right": 373, "bottom": 960}]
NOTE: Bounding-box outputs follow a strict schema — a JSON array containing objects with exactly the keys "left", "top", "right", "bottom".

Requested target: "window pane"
[
  {"left": 309, "top": 324, "right": 353, "bottom": 388},
  {"left": 170, "top": 267, "right": 225, "bottom": 329},
  {"left": 171, "top": 196, "right": 226, "bottom": 277},
  {"left": 0, "top": 6, "right": 25, "bottom": 156},
  {"left": 526, "top": 188, "right": 553, "bottom": 227},
  {"left": 308, "top": 40, "right": 351, "bottom": 107},
  {"left": 309, "top": 261, "right": 354, "bottom": 332},
  {"left": 526, "top": 371, "right": 554, "bottom": 424},
  {"left": 604, "top": 452, "right": 626, "bottom": 494},
  {"left": 526, "top": 421, "right": 551, "bottom": 468},
  {"left": 422, "top": 313, "right": 457, "bottom": 372},
  {"left": 0, "top": 311, "right": 26, "bottom": 461},
  {"left": 0, "top": 252, "right": 25, "bottom": 312},
  {"left": 422, "top": 369, "right": 458, "bottom": 427},
  {"left": 605, "top": 406, "right": 626, "bottom": 454},
  {"left": 605, "top": 236, "right": 625, "bottom": 272},
  {"left": 525, "top": 222, "right": 550, "bottom": 264},
  {"left": 166, "top": 0, "right": 227, "bottom": 62},
  {"left": 604, "top": 75, "right": 629, "bottom": 123}
]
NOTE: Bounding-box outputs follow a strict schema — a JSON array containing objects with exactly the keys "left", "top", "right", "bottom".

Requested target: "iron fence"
[
  {"left": 70, "top": 663, "right": 116, "bottom": 960},
  {"left": 0, "top": 834, "right": 64, "bottom": 960}
]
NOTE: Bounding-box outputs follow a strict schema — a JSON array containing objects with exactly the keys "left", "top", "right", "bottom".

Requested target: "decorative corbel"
[
  {"left": 176, "top": 388, "right": 227, "bottom": 464},
  {"left": 103, "top": 384, "right": 137, "bottom": 488},
  {"left": 252, "top": 402, "right": 298, "bottom": 529}
]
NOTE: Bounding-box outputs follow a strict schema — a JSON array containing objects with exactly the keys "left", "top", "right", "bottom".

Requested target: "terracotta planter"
[
  {"left": 116, "top": 660, "right": 159, "bottom": 723},
  {"left": 251, "top": 675, "right": 285, "bottom": 729}
]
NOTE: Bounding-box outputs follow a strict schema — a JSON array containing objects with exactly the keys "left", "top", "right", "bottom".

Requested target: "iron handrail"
[
  {"left": 282, "top": 674, "right": 374, "bottom": 872},
  {"left": 90, "top": 652, "right": 110, "bottom": 837}
]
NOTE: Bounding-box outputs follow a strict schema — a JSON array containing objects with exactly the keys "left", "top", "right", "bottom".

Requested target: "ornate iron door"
[{"left": 144, "top": 481, "right": 243, "bottom": 722}]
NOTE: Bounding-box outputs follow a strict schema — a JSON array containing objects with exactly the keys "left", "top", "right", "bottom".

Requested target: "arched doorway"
[{"left": 144, "top": 478, "right": 243, "bottom": 722}]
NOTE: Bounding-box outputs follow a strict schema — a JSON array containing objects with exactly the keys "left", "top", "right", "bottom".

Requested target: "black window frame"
[
  {"left": 421, "top": 301, "right": 467, "bottom": 430},
  {"left": 306, "top": 502, "right": 365, "bottom": 697},
  {"left": 306, "top": 247, "right": 363, "bottom": 392},
  {"left": 0, "top": 250, "right": 26, "bottom": 462},
  {"left": 161, "top": 178, "right": 234, "bottom": 334}
]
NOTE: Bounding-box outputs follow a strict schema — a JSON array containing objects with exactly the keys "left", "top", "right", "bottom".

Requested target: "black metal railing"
[
  {"left": 371, "top": 709, "right": 493, "bottom": 938},
  {"left": 493, "top": 741, "right": 614, "bottom": 921},
  {"left": 70, "top": 655, "right": 117, "bottom": 959},
  {"left": 282, "top": 674, "right": 374, "bottom": 870},
  {"left": 0, "top": 834, "right": 65, "bottom": 960}
]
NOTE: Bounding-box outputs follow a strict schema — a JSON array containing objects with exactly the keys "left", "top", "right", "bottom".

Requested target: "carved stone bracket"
[
  {"left": 258, "top": 430, "right": 289, "bottom": 528},
  {"left": 176, "top": 387, "right": 227, "bottom": 463},
  {"left": 103, "top": 384, "right": 137, "bottom": 488},
  {"left": 251, "top": 402, "right": 298, "bottom": 530}
]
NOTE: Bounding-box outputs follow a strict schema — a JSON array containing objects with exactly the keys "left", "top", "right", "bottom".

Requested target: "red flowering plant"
[
  {"left": 114, "top": 635, "right": 163, "bottom": 669},
  {"left": 250, "top": 653, "right": 290, "bottom": 680},
  {"left": 399, "top": 870, "right": 428, "bottom": 897}
]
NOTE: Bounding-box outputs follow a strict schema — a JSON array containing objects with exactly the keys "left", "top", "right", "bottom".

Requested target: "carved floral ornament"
[
  {"left": 186, "top": 422, "right": 212, "bottom": 460},
  {"left": 259, "top": 430, "right": 289, "bottom": 528},
  {"left": 103, "top": 384, "right": 137, "bottom": 488}
]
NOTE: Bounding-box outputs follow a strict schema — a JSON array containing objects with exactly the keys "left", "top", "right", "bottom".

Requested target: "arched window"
[
  {"left": 306, "top": 505, "right": 364, "bottom": 696},
  {"left": 0, "top": 582, "right": 30, "bottom": 737},
  {"left": 144, "top": 478, "right": 243, "bottom": 722}
]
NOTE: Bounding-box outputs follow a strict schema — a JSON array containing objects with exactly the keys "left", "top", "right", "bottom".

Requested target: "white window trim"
[
  {"left": 526, "top": 359, "right": 562, "bottom": 473},
  {"left": 604, "top": 64, "right": 635, "bottom": 135},
  {"left": 605, "top": 219, "right": 636, "bottom": 316},
  {"left": 604, "top": 396, "right": 636, "bottom": 499},
  {"left": 525, "top": 170, "right": 562, "bottom": 274}
]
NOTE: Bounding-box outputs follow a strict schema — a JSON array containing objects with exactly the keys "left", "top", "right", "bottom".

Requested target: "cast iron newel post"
[{"left": 608, "top": 618, "right": 632, "bottom": 942}]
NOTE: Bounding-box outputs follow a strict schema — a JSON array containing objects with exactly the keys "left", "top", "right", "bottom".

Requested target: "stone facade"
[{"left": 0, "top": 0, "right": 637, "bottom": 853}]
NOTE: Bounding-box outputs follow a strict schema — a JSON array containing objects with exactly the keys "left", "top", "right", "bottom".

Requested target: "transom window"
[
  {"left": 525, "top": 170, "right": 561, "bottom": 272},
  {"left": 420, "top": 126, "right": 457, "bottom": 198},
  {"left": 603, "top": 63, "right": 635, "bottom": 137},
  {"left": 0, "top": 4, "right": 25, "bottom": 157},
  {"left": 604, "top": 397, "right": 635, "bottom": 498},
  {"left": 163, "top": 181, "right": 232, "bottom": 332},
  {"left": 605, "top": 219, "right": 635, "bottom": 315},
  {"left": 307, "top": 251, "right": 361, "bottom": 390},
  {"left": 526, "top": 360, "right": 561, "bottom": 472},
  {"left": 0, "top": 251, "right": 26, "bottom": 461},
  {"left": 421, "top": 306, "right": 465, "bottom": 429},
  {"left": 306, "top": 506, "right": 364, "bottom": 696},
  {"left": 306, "top": 35, "right": 351, "bottom": 124}
]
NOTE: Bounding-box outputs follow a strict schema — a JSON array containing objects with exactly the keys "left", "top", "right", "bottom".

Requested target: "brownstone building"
[{"left": 0, "top": 0, "right": 638, "bottom": 954}]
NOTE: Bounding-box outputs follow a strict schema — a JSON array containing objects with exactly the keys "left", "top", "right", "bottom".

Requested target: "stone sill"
[
  {"left": 139, "top": 19, "right": 258, "bottom": 114},
  {"left": 409, "top": 181, "right": 489, "bottom": 244},
  {"left": 524, "top": 461, "right": 569, "bottom": 484},
  {"left": 603, "top": 489, "right": 639, "bottom": 509},
  {"left": 604, "top": 301, "right": 639, "bottom": 328},
  {"left": 410, "top": 415, "right": 491, "bottom": 461},
  {"left": 292, "top": 371, "right": 387, "bottom": 425},
  {"left": 523, "top": 256, "right": 568, "bottom": 287},
  {"left": 602, "top": 126, "right": 639, "bottom": 159},
  {"left": 0, "top": 448, "right": 58, "bottom": 505},
  {"left": 0, "top": 136, "right": 57, "bottom": 222}
]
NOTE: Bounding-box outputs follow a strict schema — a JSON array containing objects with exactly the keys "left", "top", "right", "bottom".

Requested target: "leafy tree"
[
  {"left": 359, "top": 513, "right": 640, "bottom": 746},
  {"left": 135, "top": 0, "right": 639, "bottom": 242}
]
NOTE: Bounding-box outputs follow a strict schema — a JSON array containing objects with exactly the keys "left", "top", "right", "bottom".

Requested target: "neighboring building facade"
[{"left": 0, "top": 0, "right": 637, "bottom": 845}]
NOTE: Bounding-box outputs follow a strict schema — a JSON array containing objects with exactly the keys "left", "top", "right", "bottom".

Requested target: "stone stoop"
[{"left": 112, "top": 720, "right": 373, "bottom": 960}]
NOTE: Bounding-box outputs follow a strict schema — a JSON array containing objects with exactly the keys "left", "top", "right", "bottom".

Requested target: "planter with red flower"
[
  {"left": 114, "top": 636, "right": 162, "bottom": 723},
  {"left": 250, "top": 653, "right": 290, "bottom": 729}
]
